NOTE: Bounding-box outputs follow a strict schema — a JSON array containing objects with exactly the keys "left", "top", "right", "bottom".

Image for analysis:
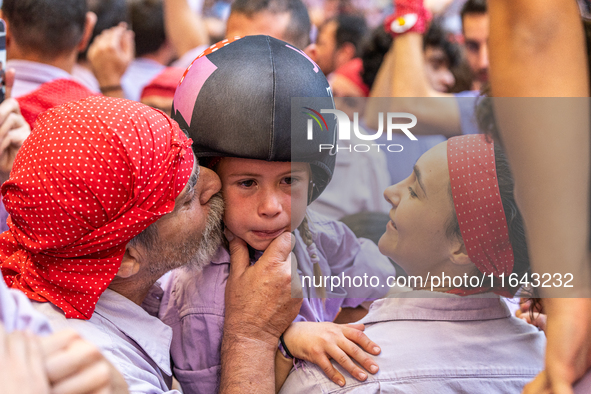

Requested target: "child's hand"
[
  {"left": 283, "top": 321, "right": 381, "bottom": 387},
  {"left": 516, "top": 308, "right": 548, "bottom": 333},
  {"left": 516, "top": 299, "right": 547, "bottom": 333}
]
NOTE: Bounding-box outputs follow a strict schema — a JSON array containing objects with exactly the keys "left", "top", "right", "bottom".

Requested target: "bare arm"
[
  {"left": 163, "top": 0, "right": 209, "bottom": 57},
  {"left": 489, "top": 0, "right": 588, "bottom": 97},
  {"left": 364, "top": 32, "right": 462, "bottom": 137},
  {"left": 488, "top": 1, "right": 591, "bottom": 393},
  {"left": 390, "top": 33, "right": 448, "bottom": 98},
  {"left": 489, "top": 1, "right": 590, "bottom": 295}
]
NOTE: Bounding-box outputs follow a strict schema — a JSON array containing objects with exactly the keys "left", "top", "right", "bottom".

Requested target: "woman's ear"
[
  {"left": 116, "top": 247, "right": 141, "bottom": 278},
  {"left": 449, "top": 241, "right": 472, "bottom": 266}
]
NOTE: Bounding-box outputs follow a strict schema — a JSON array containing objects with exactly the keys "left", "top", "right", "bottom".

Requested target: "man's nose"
[
  {"left": 479, "top": 43, "right": 489, "bottom": 70},
  {"left": 441, "top": 70, "right": 456, "bottom": 91}
]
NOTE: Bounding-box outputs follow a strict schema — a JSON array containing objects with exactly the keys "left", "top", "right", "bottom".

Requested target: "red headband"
[
  {"left": 447, "top": 134, "right": 514, "bottom": 284},
  {"left": 0, "top": 97, "right": 194, "bottom": 319}
]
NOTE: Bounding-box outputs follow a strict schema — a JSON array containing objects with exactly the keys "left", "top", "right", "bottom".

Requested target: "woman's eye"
[
  {"left": 408, "top": 187, "right": 418, "bottom": 198},
  {"left": 283, "top": 177, "right": 294, "bottom": 185}
]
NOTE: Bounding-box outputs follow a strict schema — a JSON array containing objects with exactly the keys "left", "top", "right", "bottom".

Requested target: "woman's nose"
[{"left": 383, "top": 181, "right": 404, "bottom": 207}]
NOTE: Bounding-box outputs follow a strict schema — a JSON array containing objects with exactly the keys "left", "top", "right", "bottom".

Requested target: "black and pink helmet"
[{"left": 172, "top": 35, "right": 336, "bottom": 203}]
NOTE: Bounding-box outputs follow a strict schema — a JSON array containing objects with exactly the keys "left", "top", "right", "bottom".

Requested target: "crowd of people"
[{"left": 0, "top": 0, "right": 589, "bottom": 393}]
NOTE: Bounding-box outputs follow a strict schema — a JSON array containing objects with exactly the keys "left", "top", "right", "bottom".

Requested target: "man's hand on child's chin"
[{"left": 224, "top": 230, "right": 302, "bottom": 345}]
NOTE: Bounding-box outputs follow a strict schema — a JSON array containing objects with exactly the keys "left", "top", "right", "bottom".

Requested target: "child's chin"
[{"left": 248, "top": 239, "right": 273, "bottom": 252}]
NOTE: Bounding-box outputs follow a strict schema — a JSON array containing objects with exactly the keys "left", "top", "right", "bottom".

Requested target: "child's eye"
[
  {"left": 238, "top": 179, "right": 255, "bottom": 187},
  {"left": 408, "top": 187, "right": 418, "bottom": 198},
  {"left": 282, "top": 177, "right": 301, "bottom": 185}
]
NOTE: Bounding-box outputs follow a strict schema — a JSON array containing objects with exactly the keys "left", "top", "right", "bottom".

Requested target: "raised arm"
[
  {"left": 364, "top": 0, "right": 462, "bottom": 136},
  {"left": 488, "top": 0, "right": 591, "bottom": 393},
  {"left": 163, "top": 0, "right": 209, "bottom": 58}
]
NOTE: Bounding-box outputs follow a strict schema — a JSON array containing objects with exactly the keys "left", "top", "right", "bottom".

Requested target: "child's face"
[{"left": 216, "top": 158, "right": 310, "bottom": 251}]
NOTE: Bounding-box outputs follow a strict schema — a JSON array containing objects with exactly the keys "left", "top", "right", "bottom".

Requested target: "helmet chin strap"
[{"left": 307, "top": 179, "right": 316, "bottom": 205}]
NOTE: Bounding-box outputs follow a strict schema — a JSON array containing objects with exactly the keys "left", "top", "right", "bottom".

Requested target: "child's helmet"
[{"left": 172, "top": 35, "right": 336, "bottom": 203}]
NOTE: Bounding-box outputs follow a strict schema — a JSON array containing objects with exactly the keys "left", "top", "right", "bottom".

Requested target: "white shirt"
[
  {"left": 7, "top": 59, "right": 73, "bottom": 98},
  {"left": 72, "top": 64, "right": 100, "bottom": 93},
  {"left": 121, "top": 58, "right": 166, "bottom": 102},
  {"left": 0, "top": 271, "right": 52, "bottom": 335},
  {"left": 34, "top": 288, "right": 180, "bottom": 394},
  {"left": 281, "top": 292, "right": 546, "bottom": 394}
]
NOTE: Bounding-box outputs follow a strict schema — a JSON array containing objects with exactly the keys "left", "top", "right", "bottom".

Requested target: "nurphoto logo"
[{"left": 304, "top": 108, "right": 418, "bottom": 153}]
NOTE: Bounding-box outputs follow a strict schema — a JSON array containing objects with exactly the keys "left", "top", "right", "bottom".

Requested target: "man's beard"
[
  {"left": 146, "top": 192, "right": 225, "bottom": 277},
  {"left": 185, "top": 192, "right": 225, "bottom": 271}
]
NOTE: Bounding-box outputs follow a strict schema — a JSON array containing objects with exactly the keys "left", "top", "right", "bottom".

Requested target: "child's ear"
[{"left": 117, "top": 247, "right": 141, "bottom": 278}]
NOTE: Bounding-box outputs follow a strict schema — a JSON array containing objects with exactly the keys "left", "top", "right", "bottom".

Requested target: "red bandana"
[
  {"left": 0, "top": 96, "right": 194, "bottom": 319},
  {"left": 447, "top": 134, "right": 515, "bottom": 296}
]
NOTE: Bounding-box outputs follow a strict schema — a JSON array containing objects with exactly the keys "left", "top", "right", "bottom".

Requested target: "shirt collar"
[
  {"left": 361, "top": 291, "right": 510, "bottom": 325},
  {"left": 208, "top": 245, "right": 261, "bottom": 265},
  {"left": 210, "top": 246, "right": 230, "bottom": 265},
  {"left": 93, "top": 289, "right": 174, "bottom": 376},
  {"left": 7, "top": 59, "right": 72, "bottom": 85}
]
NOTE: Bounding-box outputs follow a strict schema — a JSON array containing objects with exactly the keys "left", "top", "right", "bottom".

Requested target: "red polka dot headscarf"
[
  {"left": 0, "top": 96, "right": 194, "bottom": 319},
  {"left": 447, "top": 134, "right": 514, "bottom": 296}
]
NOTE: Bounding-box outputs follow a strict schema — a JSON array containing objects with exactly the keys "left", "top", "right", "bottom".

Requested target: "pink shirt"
[{"left": 158, "top": 212, "right": 396, "bottom": 393}]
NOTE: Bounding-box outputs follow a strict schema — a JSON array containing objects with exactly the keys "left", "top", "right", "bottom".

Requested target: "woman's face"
[{"left": 378, "top": 142, "right": 459, "bottom": 277}]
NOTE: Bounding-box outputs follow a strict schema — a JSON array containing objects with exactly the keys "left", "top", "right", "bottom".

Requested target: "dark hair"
[
  {"left": 79, "top": 0, "right": 129, "bottom": 61},
  {"left": 446, "top": 142, "right": 532, "bottom": 296},
  {"left": 360, "top": 20, "right": 462, "bottom": 91},
  {"left": 231, "top": 0, "right": 311, "bottom": 49},
  {"left": 2, "top": 0, "right": 87, "bottom": 58},
  {"left": 423, "top": 19, "right": 461, "bottom": 69},
  {"left": 360, "top": 25, "right": 392, "bottom": 90},
  {"left": 331, "top": 14, "right": 368, "bottom": 57},
  {"left": 129, "top": 0, "right": 166, "bottom": 57},
  {"left": 461, "top": 0, "right": 487, "bottom": 22}
]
